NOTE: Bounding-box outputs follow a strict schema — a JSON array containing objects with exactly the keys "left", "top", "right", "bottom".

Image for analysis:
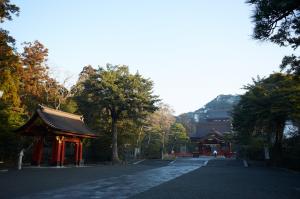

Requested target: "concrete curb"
[
  {"left": 203, "top": 160, "right": 209, "bottom": 166},
  {"left": 132, "top": 159, "right": 146, "bottom": 165},
  {"left": 243, "top": 160, "right": 248, "bottom": 167},
  {"left": 0, "top": 169, "right": 8, "bottom": 172},
  {"left": 169, "top": 158, "right": 177, "bottom": 165}
]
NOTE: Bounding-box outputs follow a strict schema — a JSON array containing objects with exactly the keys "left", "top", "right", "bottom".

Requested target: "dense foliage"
[
  {"left": 247, "top": 0, "right": 300, "bottom": 74},
  {"left": 73, "top": 64, "right": 159, "bottom": 162},
  {"left": 0, "top": 0, "right": 24, "bottom": 162},
  {"left": 232, "top": 73, "right": 300, "bottom": 160},
  {"left": 239, "top": 0, "right": 300, "bottom": 169}
]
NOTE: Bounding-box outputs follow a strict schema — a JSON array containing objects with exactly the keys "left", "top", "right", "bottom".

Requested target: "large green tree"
[
  {"left": 81, "top": 64, "right": 159, "bottom": 162},
  {"left": 232, "top": 73, "right": 300, "bottom": 161},
  {"left": 0, "top": 0, "right": 21, "bottom": 110},
  {"left": 0, "top": 0, "right": 25, "bottom": 161},
  {"left": 247, "top": 0, "right": 300, "bottom": 74},
  {"left": 168, "top": 123, "right": 188, "bottom": 153}
]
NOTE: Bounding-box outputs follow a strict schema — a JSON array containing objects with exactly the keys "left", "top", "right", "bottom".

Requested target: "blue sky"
[{"left": 4, "top": 0, "right": 294, "bottom": 115}]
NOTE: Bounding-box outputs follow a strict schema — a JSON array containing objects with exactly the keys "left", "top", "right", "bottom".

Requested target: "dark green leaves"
[
  {"left": 232, "top": 73, "right": 300, "bottom": 145},
  {"left": 0, "top": 0, "right": 19, "bottom": 23},
  {"left": 247, "top": 0, "right": 300, "bottom": 76},
  {"left": 247, "top": 0, "right": 300, "bottom": 49},
  {"left": 83, "top": 64, "right": 159, "bottom": 120}
]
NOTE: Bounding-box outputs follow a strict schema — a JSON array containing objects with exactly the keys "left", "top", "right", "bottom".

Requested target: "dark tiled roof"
[
  {"left": 206, "top": 110, "right": 231, "bottom": 119},
  {"left": 197, "top": 131, "right": 225, "bottom": 143},
  {"left": 19, "top": 105, "right": 96, "bottom": 137},
  {"left": 191, "top": 119, "right": 231, "bottom": 138}
]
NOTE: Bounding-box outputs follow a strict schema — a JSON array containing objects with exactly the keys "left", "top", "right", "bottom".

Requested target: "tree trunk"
[
  {"left": 134, "top": 126, "right": 143, "bottom": 159},
  {"left": 272, "top": 121, "right": 284, "bottom": 165},
  {"left": 161, "top": 132, "right": 165, "bottom": 160},
  {"left": 111, "top": 116, "right": 120, "bottom": 163},
  {"left": 147, "top": 134, "right": 151, "bottom": 145}
]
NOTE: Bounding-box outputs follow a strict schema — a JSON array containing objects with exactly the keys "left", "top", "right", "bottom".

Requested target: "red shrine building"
[
  {"left": 190, "top": 117, "right": 233, "bottom": 157},
  {"left": 17, "top": 105, "right": 97, "bottom": 166}
]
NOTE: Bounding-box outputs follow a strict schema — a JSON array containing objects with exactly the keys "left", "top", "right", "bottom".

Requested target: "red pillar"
[
  {"left": 32, "top": 137, "right": 44, "bottom": 166},
  {"left": 79, "top": 141, "right": 83, "bottom": 165},
  {"left": 75, "top": 142, "right": 79, "bottom": 165},
  {"left": 60, "top": 141, "right": 65, "bottom": 166},
  {"left": 51, "top": 137, "right": 61, "bottom": 166}
]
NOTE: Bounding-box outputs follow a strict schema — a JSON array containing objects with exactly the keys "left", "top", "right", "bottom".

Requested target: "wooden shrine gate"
[{"left": 17, "top": 105, "right": 97, "bottom": 166}]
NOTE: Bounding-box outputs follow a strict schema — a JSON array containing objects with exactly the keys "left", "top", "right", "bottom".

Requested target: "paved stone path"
[
  {"left": 0, "top": 162, "right": 168, "bottom": 199},
  {"left": 2, "top": 158, "right": 299, "bottom": 199},
  {"left": 20, "top": 157, "right": 211, "bottom": 199},
  {"left": 131, "top": 159, "right": 300, "bottom": 199}
]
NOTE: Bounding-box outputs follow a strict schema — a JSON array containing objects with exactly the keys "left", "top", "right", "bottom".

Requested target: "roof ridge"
[
  {"left": 37, "top": 109, "right": 57, "bottom": 128},
  {"left": 38, "top": 105, "right": 83, "bottom": 120}
]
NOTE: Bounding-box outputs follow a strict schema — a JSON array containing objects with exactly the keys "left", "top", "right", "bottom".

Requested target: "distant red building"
[
  {"left": 190, "top": 117, "right": 232, "bottom": 157},
  {"left": 17, "top": 105, "right": 97, "bottom": 166}
]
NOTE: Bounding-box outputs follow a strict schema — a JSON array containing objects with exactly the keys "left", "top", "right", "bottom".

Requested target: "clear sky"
[{"left": 4, "top": 0, "right": 294, "bottom": 115}]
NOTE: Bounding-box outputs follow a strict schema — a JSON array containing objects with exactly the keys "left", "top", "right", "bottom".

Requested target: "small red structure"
[
  {"left": 17, "top": 105, "right": 97, "bottom": 166},
  {"left": 191, "top": 130, "right": 232, "bottom": 157}
]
